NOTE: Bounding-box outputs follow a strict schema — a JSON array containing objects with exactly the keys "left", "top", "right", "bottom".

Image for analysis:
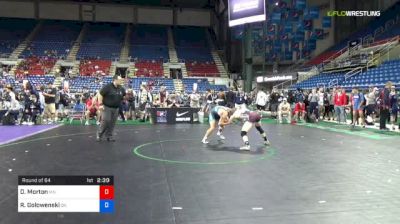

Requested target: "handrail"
[
  {"left": 273, "top": 79, "right": 294, "bottom": 90},
  {"left": 321, "top": 46, "right": 348, "bottom": 66},
  {"left": 344, "top": 66, "right": 363, "bottom": 81}
]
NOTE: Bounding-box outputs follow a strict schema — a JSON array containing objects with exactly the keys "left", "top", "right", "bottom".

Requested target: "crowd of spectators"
[
  {"left": 0, "top": 74, "right": 398, "bottom": 131},
  {"left": 253, "top": 82, "right": 399, "bottom": 131}
]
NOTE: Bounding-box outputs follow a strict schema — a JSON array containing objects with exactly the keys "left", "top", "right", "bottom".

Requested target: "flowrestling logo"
[{"left": 327, "top": 11, "right": 380, "bottom": 17}]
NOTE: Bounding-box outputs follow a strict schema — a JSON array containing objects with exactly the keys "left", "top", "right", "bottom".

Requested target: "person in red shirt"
[
  {"left": 85, "top": 94, "right": 101, "bottom": 125},
  {"left": 293, "top": 100, "right": 306, "bottom": 121},
  {"left": 334, "top": 87, "right": 348, "bottom": 123}
]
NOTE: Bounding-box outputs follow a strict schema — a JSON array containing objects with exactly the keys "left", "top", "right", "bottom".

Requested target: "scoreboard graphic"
[{"left": 18, "top": 176, "right": 114, "bottom": 213}]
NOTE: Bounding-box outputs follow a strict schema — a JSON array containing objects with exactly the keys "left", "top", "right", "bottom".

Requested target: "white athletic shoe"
[
  {"left": 85, "top": 121, "right": 90, "bottom": 126},
  {"left": 202, "top": 138, "right": 209, "bottom": 144},
  {"left": 28, "top": 122, "right": 34, "bottom": 126},
  {"left": 264, "top": 140, "right": 271, "bottom": 146},
  {"left": 22, "top": 121, "right": 27, "bottom": 125},
  {"left": 240, "top": 145, "right": 251, "bottom": 151},
  {"left": 217, "top": 132, "right": 225, "bottom": 140},
  {"left": 96, "top": 121, "right": 100, "bottom": 125}
]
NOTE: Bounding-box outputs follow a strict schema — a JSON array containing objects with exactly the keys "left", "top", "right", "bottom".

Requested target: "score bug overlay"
[{"left": 18, "top": 176, "right": 114, "bottom": 213}]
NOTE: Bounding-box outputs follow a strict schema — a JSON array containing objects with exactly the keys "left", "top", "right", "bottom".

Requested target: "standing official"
[{"left": 97, "top": 75, "right": 126, "bottom": 142}]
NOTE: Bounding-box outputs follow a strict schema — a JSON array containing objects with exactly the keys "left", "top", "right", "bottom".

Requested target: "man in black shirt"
[
  {"left": 43, "top": 82, "right": 57, "bottom": 124},
  {"left": 225, "top": 87, "right": 235, "bottom": 108},
  {"left": 97, "top": 75, "right": 126, "bottom": 142}
]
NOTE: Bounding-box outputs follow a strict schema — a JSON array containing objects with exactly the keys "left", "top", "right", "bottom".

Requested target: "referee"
[{"left": 96, "top": 75, "right": 126, "bottom": 142}]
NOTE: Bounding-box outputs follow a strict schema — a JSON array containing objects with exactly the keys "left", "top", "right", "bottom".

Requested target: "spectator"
[
  {"left": 234, "top": 90, "right": 246, "bottom": 110},
  {"left": 58, "top": 87, "right": 71, "bottom": 121},
  {"left": 318, "top": 88, "right": 325, "bottom": 119},
  {"left": 216, "top": 88, "right": 226, "bottom": 106},
  {"left": 350, "top": 88, "right": 365, "bottom": 128},
  {"left": 138, "top": 84, "right": 152, "bottom": 122},
  {"left": 225, "top": 87, "right": 236, "bottom": 108},
  {"left": 42, "top": 82, "right": 57, "bottom": 124},
  {"left": 255, "top": 88, "right": 268, "bottom": 111},
  {"left": 365, "top": 86, "right": 378, "bottom": 125},
  {"left": 125, "top": 89, "right": 136, "bottom": 120},
  {"left": 327, "top": 88, "right": 335, "bottom": 120},
  {"left": 158, "top": 86, "right": 168, "bottom": 108},
  {"left": 308, "top": 88, "right": 319, "bottom": 122},
  {"left": 378, "top": 82, "right": 391, "bottom": 130},
  {"left": 389, "top": 85, "right": 398, "bottom": 130},
  {"left": 2, "top": 85, "right": 20, "bottom": 123},
  {"left": 278, "top": 98, "right": 291, "bottom": 123},
  {"left": 189, "top": 90, "right": 201, "bottom": 108},
  {"left": 294, "top": 100, "right": 306, "bottom": 122},
  {"left": 334, "top": 87, "right": 347, "bottom": 123},
  {"left": 85, "top": 95, "right": 101, "bottom": 126},
  {"left": 269, "top": 88, "right": 280, "bottom": 118}
]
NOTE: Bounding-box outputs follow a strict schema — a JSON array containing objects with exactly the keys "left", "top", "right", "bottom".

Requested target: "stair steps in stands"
[
  {"left": 167, "top": 27, "right": 178, "bottom": 63},
  {"left": 119, "top": 24, "right": 131, "bottom": 63},
  {"left": 67, "top": 23, "right": 88, "bottom": 61},
  {"left": 163, "top": 63, "right": 170, "bottom": 77},
  {"left": 10, "top": 21, "right": 44, "bottom": 59}
]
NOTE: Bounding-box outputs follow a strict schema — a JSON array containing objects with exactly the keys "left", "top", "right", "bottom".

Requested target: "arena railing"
[{"left": 187, "top": 73, "right": 221, "bottom": 78}]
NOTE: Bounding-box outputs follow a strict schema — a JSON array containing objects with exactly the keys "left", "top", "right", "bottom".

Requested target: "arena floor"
[{"left": 1, "top": 122, "right": 400, "bottom": 224}]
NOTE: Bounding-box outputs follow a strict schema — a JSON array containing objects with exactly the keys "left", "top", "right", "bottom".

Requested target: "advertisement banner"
[{"left": 228, "top": 0, "right": 266, "bottom": 27}]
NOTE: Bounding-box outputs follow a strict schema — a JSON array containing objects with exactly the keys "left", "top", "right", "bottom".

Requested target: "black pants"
[
  {"left": 98, "top": 106, "right": 119, "bottom": 138},
  {"left": 309, "top": 102, "right": 319, "bottom": 119},
  {"left": 379, "top": 108, "right": 389, "bottom": 129}
]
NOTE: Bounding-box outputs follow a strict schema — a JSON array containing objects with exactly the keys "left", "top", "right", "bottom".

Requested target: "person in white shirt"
[
  {"left": 4, "top": 85, "right": 20, "bottom": 121},
  {"left": 38, "top": 86, "right": 46, "bottom": 115},
  {"left": 278, "top": 98, "right": 291, "bottom": 123},
  {"left": 255, "top": 89, "right": 268, "bottom": 111},
  {"left": 318, "top": 88, "right": 325, "bottom": 119}
]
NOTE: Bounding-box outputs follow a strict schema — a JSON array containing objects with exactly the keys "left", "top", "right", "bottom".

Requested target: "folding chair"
[{"left": 68, "top": 103, "right": 86, "bottom": 124}]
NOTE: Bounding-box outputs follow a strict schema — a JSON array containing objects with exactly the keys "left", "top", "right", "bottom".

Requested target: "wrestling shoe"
[
  {"left": 217, "top": 133, "right": 226, "bottom": 140},
  {"left": 107, "top": 137, "right": 116, "bottom": 142},
  {"left": 96, "top": 133, "right": 102, "bottom": 142},
  {"left": 240, "top": 145, "right": 251, "bottom": 151}
]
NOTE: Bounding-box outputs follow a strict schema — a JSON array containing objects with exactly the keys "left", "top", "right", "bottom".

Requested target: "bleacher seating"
[
  {"left": 291, "top": 73, "right": 345, "bottom": 90},
  {"left": 26, "top": 75, "right": 55, "bottom": 86},
  {"left": 341, "top": 59, "right": 400, "bottom": 88},
  {"left": 292, "top": 59, "right": 400, "bottom": 90},
  {"left": 306, "top": 2, "right": 400, "bottom": 67},
  {"left": 134, "top": 60, "right": 163, "bottom": 77},
  {"left": 182, "top": 78, "right": 227, "bottom": 92},
  {"left": 69, "top": 76, "right": 101, "bottom": 93},
  {"left": 15, "top": 57, "right": 56, "bottom": 76},
  {"left": 173, "top": 27, "right": 219, "bottom": 77},
  {"left": 77, "top": 23, "right": 124, "bottom": 60},
  {"left": 174, "top": 27, "right": 212, "bottom": 60},
  {"left": 21, "top": 21, "right": 81, "bottom": 58},
  {"left": 129, "top": 25, "right": 169, "bottom": 61},
  {"left": 66, "top": 77, "right": 228, "bottom": 94},
  {"left": 79, "top": 59, "right": 111, "bottom": 76},
  {"left": 305, "top": 51, "right": 341, "bottom": 66},
  {"left": 0, "top": 18, "right": 36, "bottom": 57},
  {"left": 131, "top": 77, "right": 174, "bottom": 93},
  {"left": 185, "top": 61, "right": 219, "bottom": 77}
]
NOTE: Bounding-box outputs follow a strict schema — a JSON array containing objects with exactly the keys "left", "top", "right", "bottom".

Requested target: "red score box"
[{"left": 100, "top": 186, "right": 114, "bottom": 200}]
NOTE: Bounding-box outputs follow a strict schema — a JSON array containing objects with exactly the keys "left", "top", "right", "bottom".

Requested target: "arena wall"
[
  {"left": 39, "top": 2, "right": 79, "bottom": 21},
  {"left": 0, "top": 0, "right": 212, "bottom": 27},
  {"left": 0, "top": 1, "right": 34, "bottom": 18}
]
